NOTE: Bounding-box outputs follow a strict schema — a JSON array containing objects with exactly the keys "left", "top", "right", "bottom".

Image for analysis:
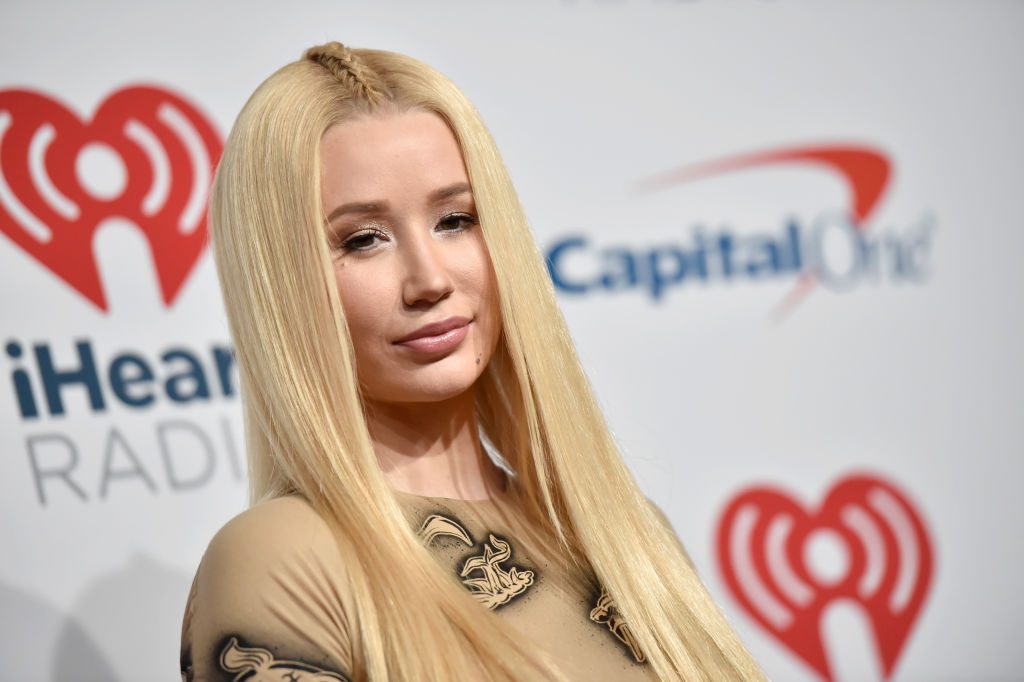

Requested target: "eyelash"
[{"left": 336, "top": 213, "right": 478, "bottom": 253}]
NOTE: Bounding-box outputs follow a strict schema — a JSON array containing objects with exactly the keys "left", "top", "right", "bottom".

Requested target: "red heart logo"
[
  {"left": 716, "top": 473, "right": 934, "bottom": 680},
  {"left": 0, "top": 85, "right": 222, "bottom": 311}
]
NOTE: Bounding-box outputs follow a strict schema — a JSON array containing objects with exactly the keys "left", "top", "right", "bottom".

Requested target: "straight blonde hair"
[{"left": 209, "top": 40, "right": 765, "bottom": 681}]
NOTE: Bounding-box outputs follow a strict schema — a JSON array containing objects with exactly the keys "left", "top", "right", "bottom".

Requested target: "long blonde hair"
[{"left": 209, "top": 40, "right": 765, "bottom": 681}]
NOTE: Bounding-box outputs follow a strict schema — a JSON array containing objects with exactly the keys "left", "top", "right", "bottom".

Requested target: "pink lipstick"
[{"left": 394, "top": 316, "right": 471, "bottom": 354}]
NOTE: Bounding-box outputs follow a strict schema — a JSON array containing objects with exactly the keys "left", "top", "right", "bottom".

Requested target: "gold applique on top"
[
  {"left": 419, "top": 514, "right": 473, "bottom": 546},
  {"left": 417, "top": 513, "right": 535, "bottom": 610},
  {"left": 460, "top": 533, "right": 535, "bottom": 609},
  {"left": 590, "top": 586, "right": 646, "bottom": 663},
  {"left": 218, "top": 636, "right": 349, "bottom": 681}
]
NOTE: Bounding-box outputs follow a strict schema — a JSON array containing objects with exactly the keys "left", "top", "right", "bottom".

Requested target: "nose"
[{"left": 400, "top": 228, "right": 454, "bottom": 308}]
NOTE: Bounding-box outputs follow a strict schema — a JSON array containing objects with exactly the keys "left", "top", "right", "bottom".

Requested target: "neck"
[{"left": 363, "top": 388, "right": 506, "bottom": 501}]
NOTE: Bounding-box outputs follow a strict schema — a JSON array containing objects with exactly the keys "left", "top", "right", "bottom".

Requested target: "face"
[{"left": 319, "top": 110, "right": 501, "bottom": 405}]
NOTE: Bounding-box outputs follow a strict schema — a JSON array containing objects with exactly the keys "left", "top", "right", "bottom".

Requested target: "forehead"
[{"left": 319, "top": 110, "right": 469, "bottom": 204}]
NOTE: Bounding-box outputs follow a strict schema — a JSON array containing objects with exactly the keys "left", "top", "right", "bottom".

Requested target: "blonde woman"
[{"left": 179, "top": 40, "right": 765, "bottom": 682}]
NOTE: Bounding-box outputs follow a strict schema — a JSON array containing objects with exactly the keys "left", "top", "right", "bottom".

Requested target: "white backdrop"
[{"left": 1, "top": 2, "right": 1022, "bottom": 680}]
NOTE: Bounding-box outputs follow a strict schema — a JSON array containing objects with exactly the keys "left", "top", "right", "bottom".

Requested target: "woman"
[{"left": 180, "top": 40, "right": 764, "bottom": 681}]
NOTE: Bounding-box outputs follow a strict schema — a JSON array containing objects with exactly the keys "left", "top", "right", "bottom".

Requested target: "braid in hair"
[{"left": 303, "top": 41, "right": 387, "bottom": 105}]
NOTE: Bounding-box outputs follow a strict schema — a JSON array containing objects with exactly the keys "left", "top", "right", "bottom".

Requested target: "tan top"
[{"left": 180, "top": 490, "right": 663, "bottom": 681}]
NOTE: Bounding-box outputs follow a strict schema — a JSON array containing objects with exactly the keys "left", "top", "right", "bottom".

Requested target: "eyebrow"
[{"left": 325, "top": 182, "right": 472, "bottom": 224}]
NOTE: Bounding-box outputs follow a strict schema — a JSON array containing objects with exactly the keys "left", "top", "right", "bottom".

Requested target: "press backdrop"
[{"left": 2, "top": 1, "right": 1022, "bottom": 680}]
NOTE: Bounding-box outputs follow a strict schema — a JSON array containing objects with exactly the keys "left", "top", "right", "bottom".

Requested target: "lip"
[
  {"left": 394, "top": 316, "right": 472, "bottom": 343},
  {"left": 393, "top": 316, "right": 472, "bottom": 354}
]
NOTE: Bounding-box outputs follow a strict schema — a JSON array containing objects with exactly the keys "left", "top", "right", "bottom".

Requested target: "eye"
[
  {"left": 436, "top": 212, "right": 477, "bottom": 233},
  {"left": 339, "top": 228, "right": 388, "bottom": 252}
]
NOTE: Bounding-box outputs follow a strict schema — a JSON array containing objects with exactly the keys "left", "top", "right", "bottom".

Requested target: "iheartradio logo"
[
  {"left": 716, "top": 473, "right": 934, "bottom": 680},
  {"left": 0, "top": 86, "right": 222, "bottom": 311}
]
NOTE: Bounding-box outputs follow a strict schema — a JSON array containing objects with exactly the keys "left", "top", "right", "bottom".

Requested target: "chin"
[{"left": 371, "top": 356, "right": 486, "bottom": 404}]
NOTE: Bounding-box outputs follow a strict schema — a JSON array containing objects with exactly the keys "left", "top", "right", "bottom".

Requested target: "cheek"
[
  {"left": 457, "top": 241, "right": 501, "bottom": 343},
  {"left": 333, "top": 264, "right": 395, "bottom": 355}
]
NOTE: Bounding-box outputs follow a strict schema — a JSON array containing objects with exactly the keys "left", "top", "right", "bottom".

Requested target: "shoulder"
[
  {"left": 202, "top": 494, "right": 339, "bottom": 574},
  {"left": 182, "top": 495, "right": 355, "bottom": 680},
  {"left": 208, "top": 494, "right": 334, "bottom": 551},
  {"left": 194, "top": 494, "right": 353, "bottom": 616}
]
